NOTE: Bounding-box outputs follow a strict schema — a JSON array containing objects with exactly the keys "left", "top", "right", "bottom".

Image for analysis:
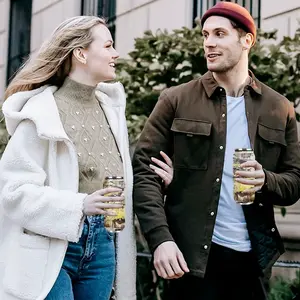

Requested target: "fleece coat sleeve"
[{"left": 0, "top": 120, "right": 86, "bottom": 242}]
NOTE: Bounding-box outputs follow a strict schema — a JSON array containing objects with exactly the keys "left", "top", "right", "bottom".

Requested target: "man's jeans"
[
  {"left": 166, "top": 242, "right": 267, "bottom": 300},
  {"left": 46, "top": 216, "right": 115, "bottom": 300}
]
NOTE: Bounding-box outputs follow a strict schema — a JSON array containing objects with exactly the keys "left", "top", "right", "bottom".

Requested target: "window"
[
  {"left": 6, "top": 0, "right": 32, "bottom": 84},
  {"left": 81, "top": 0, "right": 97, "bottom": 16},
  {"left": 98, "top": 0, "right": 116, "bottom": 42},
  {"left": 193, "top": 0, "right": 261, "bottom": 28},
  {"left": 81, "top": 0, "right": 117, "bottom": 42}
]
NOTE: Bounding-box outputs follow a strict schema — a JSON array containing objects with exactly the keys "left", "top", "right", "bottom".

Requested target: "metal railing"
[
  {"left": 138, "top": 252, "right": 300, "bottom": 268},
  {"left": 193, "top": 0, "right": 261, "bottom": 28},
  {"left": 274, "top": 260, "right": 300, "bottom": 268},
  {"left": 135, "top": 252, "right": 300, "bottom": 299}
]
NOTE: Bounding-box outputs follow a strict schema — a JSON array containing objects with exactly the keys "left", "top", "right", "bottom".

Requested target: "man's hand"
[
  {"left": 153, "top": 241, "right": 189, "bottom": 279},
  {"left": 234, "top": 160, "right": 265, "bottom": 193}
]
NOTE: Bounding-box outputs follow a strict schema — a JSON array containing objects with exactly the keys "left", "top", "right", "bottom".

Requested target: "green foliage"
[
  {"left": 0, "top": 113, "right": 9, "bottom": 157},
  {"left": 281, "top": 207, "right": 287, "bottom": 217},
  {"left": 269, "top": 270, "right": 300, "bottom": 300},
  {"left": 116, "top": 27, "right": 300, "bottom": 144},
  {"left": 249, "top": 30, "right": 300, "bottom": 111}
]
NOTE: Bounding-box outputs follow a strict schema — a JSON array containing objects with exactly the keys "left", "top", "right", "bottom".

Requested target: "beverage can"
[
  {"left": 103, "top": 176, "right": 125, "bottom": 232},
  {"left": 233, "top": 148, "right": 255, "bottom": 205}
]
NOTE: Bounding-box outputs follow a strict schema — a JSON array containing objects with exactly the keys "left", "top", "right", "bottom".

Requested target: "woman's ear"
[{"left": 73, "top": 48, "right": 87, "bottom": 64}]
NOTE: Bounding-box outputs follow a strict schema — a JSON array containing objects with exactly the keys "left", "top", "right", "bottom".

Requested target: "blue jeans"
[{"left": 46, "top": 216, "right": 115, "bottom": 300}]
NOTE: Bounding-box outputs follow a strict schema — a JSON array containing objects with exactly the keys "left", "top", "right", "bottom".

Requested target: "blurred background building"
[{"left": 0, "top": 0, "right": 299, "bottom": 279}]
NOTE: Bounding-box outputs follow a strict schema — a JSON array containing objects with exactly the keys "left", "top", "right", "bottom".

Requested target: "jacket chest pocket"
[
  {"left": 256, "top": 123, "right": 286, "bottom": 170},
  {"left": 171, "top": 118, "right": 212, "bottom": 170}
]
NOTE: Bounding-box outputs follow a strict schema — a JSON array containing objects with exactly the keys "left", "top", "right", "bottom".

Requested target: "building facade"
[
  {"left": 0, "top": 0, "right": 299, "bottom": 278},
  {"left": 1, "top": 0, "right": 299, "bottom": 95}
]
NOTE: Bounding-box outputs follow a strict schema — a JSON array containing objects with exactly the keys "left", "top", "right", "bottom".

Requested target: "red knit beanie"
[{"left": 201, "top": 2, "right": 256, "bottom": 44}]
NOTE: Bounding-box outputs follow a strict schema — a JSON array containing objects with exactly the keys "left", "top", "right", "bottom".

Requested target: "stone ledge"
[{"left": 275, "top": 207, "right": 300, "bottom": 240}]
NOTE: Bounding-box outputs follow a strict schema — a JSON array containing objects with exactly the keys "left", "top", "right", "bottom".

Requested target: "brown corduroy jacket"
[{"left": 132, "top": 71, "right": 300, "bottom": 278}]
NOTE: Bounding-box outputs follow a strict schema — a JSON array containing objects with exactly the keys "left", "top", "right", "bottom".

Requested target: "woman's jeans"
[{"left": 46, "top": 216, "right": 115, "bottom": 300}]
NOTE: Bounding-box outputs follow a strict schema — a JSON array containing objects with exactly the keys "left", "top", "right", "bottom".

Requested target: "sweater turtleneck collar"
[{"left": 55, "top": 77, "right": 96, "bottom": 102}]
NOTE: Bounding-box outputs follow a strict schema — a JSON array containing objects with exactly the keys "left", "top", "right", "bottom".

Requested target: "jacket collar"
[
  {"left": 3, "top": 86, "right": 68, "bottom": 140},
  {"left": 201, "top": 70, "right": 262, "bottom": 98},
  {"left": 3, "top": 82, "right": 126, "bottom": 141}
]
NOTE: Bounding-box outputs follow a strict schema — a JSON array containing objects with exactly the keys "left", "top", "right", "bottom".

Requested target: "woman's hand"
[
  {"left": 83, "top": 188, "right": 124, "bottom": 216},
  {"left": 150, "top": 151, "right": 173, "bottom": 188}
]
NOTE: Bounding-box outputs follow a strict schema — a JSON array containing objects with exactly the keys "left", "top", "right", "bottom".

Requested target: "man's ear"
[
  {"left": 242, "top": 33, "right": 254, "bottom": 51},
  {"left": 73, "top": 48, "right": 87, "bottom": 64}
]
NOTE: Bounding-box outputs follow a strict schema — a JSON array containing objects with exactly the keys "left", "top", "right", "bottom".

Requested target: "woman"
[{"left": 0, "top": 16, "right": 172, "bottom": 300}]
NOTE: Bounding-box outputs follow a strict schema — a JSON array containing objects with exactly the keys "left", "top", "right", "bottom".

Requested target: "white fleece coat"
[{"left": 0, "top": 83, "right": 136, "bottom": 300}]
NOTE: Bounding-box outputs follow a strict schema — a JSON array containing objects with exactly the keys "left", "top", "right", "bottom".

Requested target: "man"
[{"left": 132, "top": 2, "right": 300, "bottom": 300}]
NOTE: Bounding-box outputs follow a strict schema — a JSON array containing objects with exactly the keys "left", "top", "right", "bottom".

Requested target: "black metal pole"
[
  {"left": 258, "top": 0, "right": 261, "bottom": 28},
  {"left": 81, "top": 0, "right": 85, "bottom": 15}
]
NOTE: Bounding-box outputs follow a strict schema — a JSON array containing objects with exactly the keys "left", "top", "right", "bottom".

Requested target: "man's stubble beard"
[
  {"left": 207, "top": 60, "right": 236, "bottom": 74},
  {"left": 207, "top": 51, "right": 243, "bottom": 74}
]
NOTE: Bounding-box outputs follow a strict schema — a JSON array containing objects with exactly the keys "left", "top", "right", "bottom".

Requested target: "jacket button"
[
  {"left": 219, "top": 146, "right": 224, "bottom": 150},
  {"left": 216, "top": 178, "right": 220, "bottom": 182},
  {"left": 271, "top": 228, "right": 275, "bottom": 232},
  {"left": 222, "top": 113, "right": 225, "bottom": 118},
  {"left": 204, "top": 245, "right": 208, "bottom": 249},
  {"left": 259, "top": 203, "right": 263, "bottom": 207},
  {"left": 210, "top": 212, "right": 215, "bottom": 216}
]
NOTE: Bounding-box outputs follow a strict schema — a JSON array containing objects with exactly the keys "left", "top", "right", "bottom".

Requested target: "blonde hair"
[{"left": 4, "top": 16, "right": 106, "bottom": 100}]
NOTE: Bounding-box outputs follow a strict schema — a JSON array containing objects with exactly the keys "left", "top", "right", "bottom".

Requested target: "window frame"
[
  {"left": 6, "top": 0, "right": 33, "bottom": 84},
  {"left": 81, "top": 0, "right": 117, "bottom": 42}
]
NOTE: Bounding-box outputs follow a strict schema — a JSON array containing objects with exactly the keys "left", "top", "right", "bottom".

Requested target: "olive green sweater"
[{"left": 54, "top": 77, "right": 123, "bottom": 194}]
